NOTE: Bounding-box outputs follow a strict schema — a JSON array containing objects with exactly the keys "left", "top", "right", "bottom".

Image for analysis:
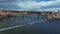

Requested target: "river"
[{"left": 0, "top": 14, "right": 60, "bottom": 34}]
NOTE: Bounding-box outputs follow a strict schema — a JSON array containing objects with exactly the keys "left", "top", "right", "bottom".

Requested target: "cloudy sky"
[{"left": 0, "top": 0, "right": 60, "bottom": 12}]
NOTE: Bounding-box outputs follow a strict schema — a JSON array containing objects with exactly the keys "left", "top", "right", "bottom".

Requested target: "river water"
[{"left": 0, "top": 14, "right": 60, "bottom": 34}]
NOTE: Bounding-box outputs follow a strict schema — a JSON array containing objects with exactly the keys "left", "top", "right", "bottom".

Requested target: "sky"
[{"left": 0, "top": 0, "right": 60, "bottom": 12}]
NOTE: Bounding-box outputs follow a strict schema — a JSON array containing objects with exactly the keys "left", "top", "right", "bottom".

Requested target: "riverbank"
[{"left": 0, "top": 10, "right": 60, "bottom": 20}]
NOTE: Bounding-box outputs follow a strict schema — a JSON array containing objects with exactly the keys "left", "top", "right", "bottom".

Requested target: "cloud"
[
  {"left": 0, "top": 0, "right": 60, "bottom": 11},
  {"left": 0, "top": 3, "right": 20, "bottom": 11},
  {"left": 16, "top": 0, "right": 60, "bottom": 11},
  {"left": 0, "top": 0, "right": 6, "bottom": 1},
  {"left": 0, "top": 0, "right": 18, "bottom": 3}
]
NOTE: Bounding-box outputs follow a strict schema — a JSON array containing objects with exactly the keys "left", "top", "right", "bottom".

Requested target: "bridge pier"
[{"left": 10, "top": 14, "right": 41, "bottom": 19}]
